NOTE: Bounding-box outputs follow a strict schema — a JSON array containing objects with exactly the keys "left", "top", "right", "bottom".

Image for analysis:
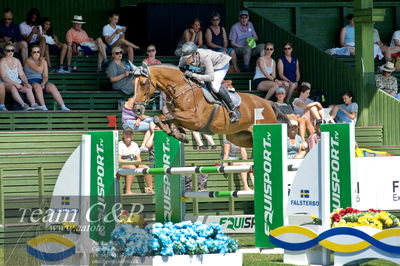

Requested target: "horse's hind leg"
[
  {"left": 226, "top": 130, "right": 253, "bottom": 148},
  {"left": 169, "top": 122, "right": 189, "bottom": 143}
]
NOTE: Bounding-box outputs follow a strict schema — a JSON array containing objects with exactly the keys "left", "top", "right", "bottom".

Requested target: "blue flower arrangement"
[{"left": 97, "top": 221, "right": 238, "bottom": 259}]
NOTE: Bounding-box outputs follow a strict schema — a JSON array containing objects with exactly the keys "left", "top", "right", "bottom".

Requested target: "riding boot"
[{"left": 216, "top": 88, "right": 241, "bottom": 123}]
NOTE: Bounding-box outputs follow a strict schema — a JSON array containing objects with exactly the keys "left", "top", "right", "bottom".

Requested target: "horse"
[{"left": 132, "top": 64, "right": 287, "bottom": 148}]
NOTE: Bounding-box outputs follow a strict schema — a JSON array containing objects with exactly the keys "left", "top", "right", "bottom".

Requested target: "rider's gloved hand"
[{"left": 184, "top": 70, "right": 194, "bottom": 78}]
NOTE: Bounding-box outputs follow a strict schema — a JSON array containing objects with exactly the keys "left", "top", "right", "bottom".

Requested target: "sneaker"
[
  {"left": 21, "top": 103, "right": 30, "bottom": 111},
  {"left": 140, "top": 146, "right": 149, "bottom": 152},
  {"left": 40, "top": 105, "right": 48, "bottom": 111},
  {"left": 199, "top": 145, "right": 207, "bottom": 150},
  {"left": 49, "top": 68, "right": 58, "bottom": 73},
  {"left": 0, "top": 104, "right": 8, "bottom": 111},
  {"left": 30, "top": 103, "right": 42, "bottom": 111},
  {"left": 58, "top": 68, "right": 69, "bottom": 73},
  {"left": 302, "top": 142, "right": 308, "bottom": 149},
  {"left": 211, "top": 145, "right": 217, "bottom": 150},
  {"left": 61, "top": 105, "right": 70, "bottom": 111}
]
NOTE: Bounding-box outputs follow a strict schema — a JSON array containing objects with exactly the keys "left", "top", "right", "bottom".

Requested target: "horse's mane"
[{"left": 149, "top": 64, "right": 180, "bottom": 72}]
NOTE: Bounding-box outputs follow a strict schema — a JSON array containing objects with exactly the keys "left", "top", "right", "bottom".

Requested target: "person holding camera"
[
  {"left": 19, "top": 8, "right": 46, "bottom": 57},
  {"left": 103, "top": 11, "right": 139, "bottom": 63}
]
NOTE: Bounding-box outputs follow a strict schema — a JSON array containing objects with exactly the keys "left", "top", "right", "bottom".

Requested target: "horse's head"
[{"left": 132, "top": 64, "right": 154, "bottom": 115}]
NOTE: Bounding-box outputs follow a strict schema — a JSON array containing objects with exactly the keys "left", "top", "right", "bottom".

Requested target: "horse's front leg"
[
  {"left": 169, "top": 122, "right": 188, "bottom": 143},
  {"left": 154, "top": 114, "right": 173, "bottom": 135}
]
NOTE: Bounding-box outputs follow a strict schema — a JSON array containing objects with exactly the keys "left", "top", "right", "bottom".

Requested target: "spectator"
[
  {"left": 222, "top": 138, "right": 254, "bottom": 191},
  {"left": 103, "top": 11, "right": 139, "bottom": 63},
  {"left": 178, "top": 42, "right": 241, "bottom": 123},
  {"left": 24, "top": 45, "right": 70, "bottom": 111},
  {"left": 122, "top": 96, "right": 156, "bottom": 152},
  {"left": 253, "top": 43, "right": 288, "bottom": 100},
  {"left": 307, "top": 119, "right": 322, "bottom": 151},
  {"left": 142, "top": 44, "right": 161, "bottom": 65},
  {"left": 118, "top": 128, "right": 154, "bottom": 195},
  {"left": 41, "top": 17, "right": 71, "bottom": 73},
  {"left": 107, "top": 46, "right": 133, "bottom": 95},
  {"left": 175, "top": 18, "right": 204, "bottom": 56},
  {"left": 275, "top": 87, "right": 314, "bottom": 147},
  {"left": 292, "top": 84, "right": 324, "bottom": 123},
  {"left": 229, "top": 10, "right": 264, "bottom": 72},
  {"left": 329, "top": 91, "right": 358, "bottom": 123},
  {"left": 287, "top": 124, "right": 306, "bottom": 159},
  {"left": 192, "top": 131, "right": 217, "bottom": 150},
  {"left": 373, "top": 28, "right": 386, "bottom": 61},
  {"left": 19, "top": 8, "right": 45, "bottom": 55},
  {"left": 0, "top": 81, "right": 6, "bottom": 111},
  {"left": 205, "top": 12, "right": 239, "bottom": 73},
  {"left": 385, "top": 30, "right": 400, "bottom": 62},
  {"left": 339, "top": 14, "right": 355, "bottom": 55},
  {"left": 0, "top": 44, "right": 40, "bottom": 110},
  {"left": 0, "top": 8, "right": 28, "bottom": 63},
  {"left": 375, "top": 61, "right": 398, "bottom": 97},
  {"left": 277, "top": 43, "right": 311, "bottom": 102},
  {"left": 66, "top": 15, "right": 108, "bottom": 72}
]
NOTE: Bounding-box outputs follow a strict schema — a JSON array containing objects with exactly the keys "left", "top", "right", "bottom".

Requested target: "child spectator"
[
  {"left": 307, "top": 119, "right": 322, "bottom": 151},
  {"left": 103, "top": 11, "right": 139, "bottom": 63},
  {"left": 41, "top": 17, "right": 71, "bottom": 73},
  {"left": 229, "top": 10, "right": 264, "bottom": 72},
  {"left": 24, "top": 45, "right": 70, "bottom": 111},
  {"left": 66, "top": 15, "right": 108, "bottom": 72},
  {"left": 253, "top": 43, "right": 288, "bottom": 100},
  {"left": 205, "top": 12, "right": 239, "bottom": 72},
  {"left": 142, "top": 44, "right": 161, "bottom": 65},
  {"left": 0, "top": 44, "right": 40, "bottom": 110},
  {"left": 192, "top": 131, "right": 217, "bottom": 150},
  {"left": 122, "top": 96, "right": 156, "bottom": 152},
  {"left": 277, "top": 42, "right": 311, "bottom": 102},
  {"left": 375, "top": 62, "right": 398, "bottom": 97},
  {"left": 107, "top": 46, "right": 133, "bottom": 95},
  {"left": 118, "top": 128, "right": 154, "bottom": 195},
  {"left": 175, "top": 18, "right": 204, "bottom": 56},
  {"left": 275, "top": 87, "right": 314, "bottom": 147},
  {"left": 329, "top": 91, "right": 358, "bottom": 123},
  {"left": 19, "top": 8, "right": 45, "bottom": 55},
  {"left": 292, "top": 84, "right": 323, "bottom": 124},
  {"left": 287, "top": 124, "right": 306, "bottom": 159},
  {"left": 0, "top": 8, "right": 28, "bottom": 63},
  {"left": 222, "top": 138, "right": 254, "bottom": 191}
]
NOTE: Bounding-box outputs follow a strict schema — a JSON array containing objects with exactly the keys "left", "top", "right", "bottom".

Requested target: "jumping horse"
[{"left": 132, "top": 64, "right": 287, "bottom": 148}]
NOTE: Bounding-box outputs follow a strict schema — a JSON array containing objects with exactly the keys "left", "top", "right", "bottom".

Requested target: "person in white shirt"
[
  {"left": 118, "top": 128, "right": 154, "bottom": 195},
  {"left": 19, "top": 8, "right": 46, "bottom": 57},
  {"left": 102, "top": 11, "right": 139, "bottom": 62},
  {"left": 384, "top": 30, "right": 400, "bottom": 62}
]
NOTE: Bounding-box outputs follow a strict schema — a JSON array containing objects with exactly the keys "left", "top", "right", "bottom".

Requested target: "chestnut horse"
[{"left": 133, "top": 64, "right": 286, "bottom": 148}]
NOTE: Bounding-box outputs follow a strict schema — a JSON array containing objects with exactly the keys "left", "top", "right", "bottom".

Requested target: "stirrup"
[{"left": 229, "top": 109, "right": 241, "bottom": 123}]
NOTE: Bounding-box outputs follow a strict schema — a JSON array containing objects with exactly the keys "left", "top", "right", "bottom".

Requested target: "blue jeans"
[{"left": 123, "top": 117, "right": 155, "bottom": 131}]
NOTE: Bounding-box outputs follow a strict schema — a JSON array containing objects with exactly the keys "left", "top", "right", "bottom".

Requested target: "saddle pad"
[{"left": 201, "top": 87, "right": 241, "bottom": 108}]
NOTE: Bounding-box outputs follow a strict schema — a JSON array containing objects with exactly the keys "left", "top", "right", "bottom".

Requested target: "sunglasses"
[
  {"left": 147, "top": 49, "right": 155, "bottom": 52},
  {"left": 3, "top": 18, "right": 12, "bottom": 21},
  {"left": 265, "top": 48, "right": 274, "bottom": 51},
  {"left": 284, "top": 47, "right": 292, "bottom": 50},
  {"left": 113, "top": 51, "right": 123, "bottom": 55},
  {"left": 5, "top": 49, "right": 14, "bottom": 52},
  {"left": 32, "top": 50, "right": 40, "bottom": 54},
  {"left": 211, "top": 18, "right": 220, "bottom": 21}
]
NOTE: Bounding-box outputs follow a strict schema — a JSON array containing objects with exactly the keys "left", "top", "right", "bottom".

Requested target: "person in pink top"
[
  {"left": 142, "top": 44, "right": 161, "bottom": 66},
  {"left": 66, "top": 15, "right": 108, "bottom": 72}
]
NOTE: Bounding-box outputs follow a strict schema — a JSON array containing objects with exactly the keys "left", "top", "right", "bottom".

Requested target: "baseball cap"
[
  {"left": 275, "top": 87, "right": 287, "bottom": 94},
  {"left": 239, "top": 10, "right": 249, "bottom": 17},
  {"left": 123, "top": 127, "right": 134, "bottom": 134}
]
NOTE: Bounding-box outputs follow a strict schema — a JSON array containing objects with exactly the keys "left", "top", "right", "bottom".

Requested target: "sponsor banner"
[
  {"left": 253, "top": 124, "right": 287, "bottom": 248},
  {"left": 154, "top": 131, "right": 185, "bottom": 223},
  {"left": 186, "top": 215, "right": 255, "bottom": 233},
  {"left": 88, "top": 131, "right": 118, "bottom": 242},
  {"left": 321, "top": 123, "right": 355, "bottom": 212}
]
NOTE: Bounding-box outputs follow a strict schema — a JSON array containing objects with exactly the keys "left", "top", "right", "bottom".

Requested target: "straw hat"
[
  {"left": 71, "top": 15, "right": 86, "bottom": 24},
  {"left": 381, "top": 61, "right": 395, "bottom": 73}
]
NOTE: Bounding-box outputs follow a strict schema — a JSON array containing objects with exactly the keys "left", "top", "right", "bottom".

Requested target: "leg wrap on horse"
[{"left": 216, "top": 87, "right": 242, "bottom": 123}]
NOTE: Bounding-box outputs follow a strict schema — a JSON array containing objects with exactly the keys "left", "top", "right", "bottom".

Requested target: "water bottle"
[{"left": 152, "top": 102, "right": 157, "bottom": 110}]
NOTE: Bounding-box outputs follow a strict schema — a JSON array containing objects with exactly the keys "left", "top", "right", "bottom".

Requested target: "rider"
[{"left": 178, "top": 42, "right": 241, "bottom": 123}]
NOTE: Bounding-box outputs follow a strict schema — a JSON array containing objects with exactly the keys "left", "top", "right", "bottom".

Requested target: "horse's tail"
[{"left": 271, "top": 102, "right": 291, "bottom": 126}]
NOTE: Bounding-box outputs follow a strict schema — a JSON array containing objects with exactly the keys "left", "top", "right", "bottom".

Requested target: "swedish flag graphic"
[
  {"left": 300, "top": 190, "right": 310, "bottom": 198},
  {"left": 61, "top": 196, "right": 70, "bottom": 206}
]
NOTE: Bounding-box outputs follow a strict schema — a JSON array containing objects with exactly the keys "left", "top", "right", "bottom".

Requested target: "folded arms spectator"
[{"left": 375, "top": 61, "right": 398, "bottom": 97}]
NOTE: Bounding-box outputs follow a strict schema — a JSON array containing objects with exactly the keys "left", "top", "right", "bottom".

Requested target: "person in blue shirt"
[{"left": 0, "top": 8, "right": 28, "bottom": 63}]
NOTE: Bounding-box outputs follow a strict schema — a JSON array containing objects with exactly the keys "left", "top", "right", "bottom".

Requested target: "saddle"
[{"left": 201, "top": 82, "right": 241, "bottom": 108}]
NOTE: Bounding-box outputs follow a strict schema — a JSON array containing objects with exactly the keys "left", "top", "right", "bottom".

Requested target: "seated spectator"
[
  {"left": 222, "top": 138, "right": 254, "bottom": 191},
  {"left": 0, "top": 81, "right": 6, "bottom": 111},
  {"left": 292, "top": 84, "right": 323, "bottom": 123},
  {"left": 375, "top": 61, "right": 398, "bottom": 97},
  {"left": 275, "top": 87, "right": 314, "bottom": 147},
  {"left": 0, "top": 44, "right": 39, "bottom": 110},
  {"left": 192, "top": 131, "right": 217, "bottom": 150},
  {"left": 253, "top": 43, "right": 288, "bottom": 100},
  {"left": 118, "top": 128, "right": 154, "bottom": 195},
  {"left": 287, "top": 124, "right": 306, "bottom": 159},
  {"left": 107, "top": 46, "right": 133, "bottom": 95},
  {"left": 41, "top": 17, "right": 71, "bottom": 73},
  {"left": 175, "top": 18, "right": 204, "bottom": 56},
  {"left": 277, "top": 43, "right": 311, "bottom": 102},
  {"left": 19, "top": 8, "right": 45, "bottom": 55},
  {"left": 66, "top": 15, "right": 108, "bottom": 72},
  {"left": 307, "top": 119, "right": 322, "bottom": 151},
  {"left": 103, "top": 11, "right": 139, "bottom": 63},
  {"left": 205, "top": 12, "right": 239, "bottom": 73},
  {"left": 329, "top": 91, "right": 358, "bottom": 123},
  {"left": 229, "top": 10, "right": 264, "bottom": 72},
  {"left": 325, "top": 14, "right": 355, "bottom": 56},
  {"left": 142, "top": 44, "right": 161, "bottom": 65},
  {"left": 384, "top": 30, "right": 400, "bottom": 62},
  {"left": 122, "top": 96, "right": 156, "bottom": 152},
  {"left": 373, "top": 28, "right": 386, "bottom": 61},
  {"left": 24, "top": 45, "right": 70, "bottom": 111},
  {"left": 0, "top": 8, "right": 28, "bottom": 63}
]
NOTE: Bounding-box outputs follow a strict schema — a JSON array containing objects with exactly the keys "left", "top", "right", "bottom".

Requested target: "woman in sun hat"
[{"left": 375, "top": 61, "right": 398, "bottom": 96}]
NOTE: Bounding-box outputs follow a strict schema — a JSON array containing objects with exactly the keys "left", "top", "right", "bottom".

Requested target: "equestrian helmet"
[{"left": 181, "top": 42, "right": 197, "bottom": 58}]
